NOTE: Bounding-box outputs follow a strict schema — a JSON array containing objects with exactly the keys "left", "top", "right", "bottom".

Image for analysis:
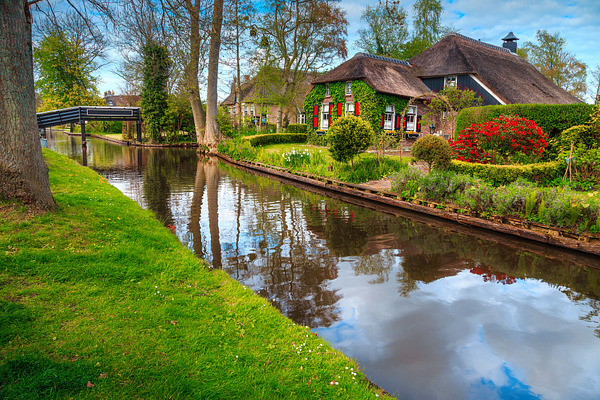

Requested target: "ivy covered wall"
[{"left": 303, "top": 79, "right": 409, "bottom": 133}]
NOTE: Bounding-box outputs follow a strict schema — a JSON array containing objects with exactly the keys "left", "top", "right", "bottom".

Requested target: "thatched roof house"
[
  {"left": 304, "top": 31, "right": 581, "bottom": 135},
  {"left": 409, "top": 32, "right": 580, "bottom": 105}
]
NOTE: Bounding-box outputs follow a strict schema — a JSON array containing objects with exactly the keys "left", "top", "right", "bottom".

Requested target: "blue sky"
[{"left": 98, "top": 0, "right": 600, "bottom": 101}]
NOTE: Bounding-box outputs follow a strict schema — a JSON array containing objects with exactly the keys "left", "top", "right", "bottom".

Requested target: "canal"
[{"left": 46, "top": 131, "right": 600, "bottom": 400}]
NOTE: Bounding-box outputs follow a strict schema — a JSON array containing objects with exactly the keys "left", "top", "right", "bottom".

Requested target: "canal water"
[{"left": 46, "top": 132, "right": 600, "bottom": 400}]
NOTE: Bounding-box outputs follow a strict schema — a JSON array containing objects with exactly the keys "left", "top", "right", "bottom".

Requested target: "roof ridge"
[
  {"left": 447, "top": 32, "right": 515, "bottom": 55},
  {"left": 355, "top": 52, "right": 411, "bottom": 66}
]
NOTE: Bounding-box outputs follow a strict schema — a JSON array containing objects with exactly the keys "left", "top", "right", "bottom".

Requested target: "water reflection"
[{"left": 45, "top": 131, "right": 600, "bottom": 400}]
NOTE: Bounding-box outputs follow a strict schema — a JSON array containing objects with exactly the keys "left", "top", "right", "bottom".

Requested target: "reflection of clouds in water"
[{"left": 318, "top": 269, "right": 600, "bottom": 400}]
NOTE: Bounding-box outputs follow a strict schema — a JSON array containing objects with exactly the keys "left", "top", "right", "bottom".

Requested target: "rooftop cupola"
[{"left": 502, "top": 32, "right": 519, "bottom": 53}]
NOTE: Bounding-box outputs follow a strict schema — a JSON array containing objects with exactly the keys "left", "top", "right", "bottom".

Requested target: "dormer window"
[
  {"left": 325, "top": 84, "right": 330, "bottom": 96},
  {"left": 345, "top": 81, "right": 352, "bottom": 95},
  {"left": 445, "top": 76, "right": 457, "bottom": 87}
]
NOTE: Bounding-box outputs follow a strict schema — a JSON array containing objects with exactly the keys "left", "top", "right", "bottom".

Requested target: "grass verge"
[
  {"left": 0, "top": 150, "right": 391, "bottom": 399},
  {"left": 219, "top": 140, "right": 408, "bottom": 184}
]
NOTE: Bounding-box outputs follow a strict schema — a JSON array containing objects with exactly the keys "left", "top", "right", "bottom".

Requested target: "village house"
[
  {"left": 305, "top": 32, "right": 580, "bottom": 138},
  {"left": 221, "top": 72, "right": 314, "bottom": 130}
]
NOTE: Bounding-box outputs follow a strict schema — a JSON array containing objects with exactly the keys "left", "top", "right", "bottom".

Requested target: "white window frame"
[
  {"left": 321, "top": 104, "right": 330, "bottom": 130},
  {"left": 325, "top": 84, "right": 330, "bottom": 96},
  {"left": 244, "top": 104, "right": 248, "bottom": 116},
  {"left": 345, "top": 81, "right": 352, "bottom": 95},
  {"left": 384, "top": 104, "right": 395, "bottom": 130},
  {"left": 250, "top": 104, "right": 254, "bottom": 115},
  {"left": 406, "top": 105, "right": 417, "bottom": 131},
  {"left": 444, "top": 75, "right": 457, "bottom": 88},
  {"left": 345, "top": 102, "right": 354, "bottom": 116},
  {"left": 298, "top": 112, "right": 306, "bottom": 124}
]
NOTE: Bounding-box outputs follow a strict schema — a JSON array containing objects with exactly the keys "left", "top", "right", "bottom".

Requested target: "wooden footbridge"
[{"left": 37, "top": 106, "right": 142, "bottom": 145}]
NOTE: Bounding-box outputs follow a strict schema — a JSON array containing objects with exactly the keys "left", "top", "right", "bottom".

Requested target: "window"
[
  {"left": 345, "top": 102, "right": 354, "bottom": 116},
  {"left": 384, "top": 105, "right": 395, "bottom": 130},
  {"left": 345, "top": 81, "right": 352, "bottom": 95},
  {"left": 298, "top": 112, "right": 306, "bottom": 124},
  {"left": 244, "top": 104, "right": 248, "bottom": 116},
  {"left": 405, "top": 105, "right": 417, "bottom": 131},
  {"left": 250, "top": 104, "right": 254, "bottom": 115},
  {"left": 325, "top": 84, "right": 330, "bottom": 96},
  {"left": 445, "top": 76, "right": 457, "bottom": 87},
  {"left": 321, "top": 104, "right": 331, "bottom": 129}
]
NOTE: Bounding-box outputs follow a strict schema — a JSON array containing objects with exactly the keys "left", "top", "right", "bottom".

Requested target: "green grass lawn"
[
  {"left": 222, "top": 141, "right": 409, "bottom": 184},
  {"left": 0, "top": 150, "right": 392, "bottom": 399}
]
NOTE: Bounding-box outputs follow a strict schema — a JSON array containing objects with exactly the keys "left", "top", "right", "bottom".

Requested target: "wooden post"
[
  {"left": 136, "top": 120, "right": 142, "bottom": 143},
  {"left": 70, "top": 123, "right": 74, "bottom": 133},
  {"left": 81, "top": 119, "right": 87, "bottom": 146}
]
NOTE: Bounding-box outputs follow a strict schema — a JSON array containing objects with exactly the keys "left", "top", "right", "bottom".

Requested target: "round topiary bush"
[
  {"left": 327, "top": 115, "right": 375, "bottom": 168},
  {"left": 411, "top": 134, "right": 452, "bottom": 172}
]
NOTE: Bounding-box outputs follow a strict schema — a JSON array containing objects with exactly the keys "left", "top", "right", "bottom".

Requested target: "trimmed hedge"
[
  {"left": 286, "top": 124, "right": 307, "bottom": 133},
  {"left": 455, "top": 103, "right": 594, "bottom": 140},
  {"left": 448, "top": 160, "right": 563, "bottom": 185},
  {"left": 240, "top": 133, "right": 307, "bottom": 146}
]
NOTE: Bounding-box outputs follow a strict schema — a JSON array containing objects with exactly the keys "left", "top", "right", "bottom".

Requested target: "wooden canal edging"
[{"left": 215, "top": 153, "right": 600, "bottom": 258}]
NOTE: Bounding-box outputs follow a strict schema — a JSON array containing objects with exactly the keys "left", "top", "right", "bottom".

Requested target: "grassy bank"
[
  {"left": 0, "top": 150, "right": 390, "bottom": 399},
  {"left": 219, "top": 140, "right": 409, "bottom": 184}
]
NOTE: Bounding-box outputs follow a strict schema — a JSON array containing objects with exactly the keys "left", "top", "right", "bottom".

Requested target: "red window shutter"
[
  {"left": 337, "top": 102, "right": 342, "bottom": 116},
  {"left": 395, "top": 114, "right": 400, "bottom": 130},
  {"left": 380, "top": 114, "right": 384, "bottom": 128},
  {"left": 403, "top": 116, "right": 407, "bottom": 130},
  {"left": 417, "top": 115, "right": 422, "bottom": 132},
  {"left": 355, "top": 101, "right": 360, "bottom": 116},
  {"left": 313, "top": 105, "right": 319, "bottom": 129}
]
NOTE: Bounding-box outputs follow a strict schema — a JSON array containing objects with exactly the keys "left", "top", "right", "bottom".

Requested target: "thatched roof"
[
  {"left": 310, "top": 53, "right": 430, "bottom": 98},
  {"left": 409, "top": 32, "right": 580, "bottom": 104}
]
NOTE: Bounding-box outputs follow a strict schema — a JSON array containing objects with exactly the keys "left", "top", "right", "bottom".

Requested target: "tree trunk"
[
  {"left": 0, "top": 0, "right": 56, "bottom": 211},
  {"left": 235, "top": 0, "right": 243, "bottom": 129},
  {"left": 186, "top": 0, "right": 206, "bottom": 145},
  {"left": 204, "top": 0, "right": 225, "bottom": 149}
]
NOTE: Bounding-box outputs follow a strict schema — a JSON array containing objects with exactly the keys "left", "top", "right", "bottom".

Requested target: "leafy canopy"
[
  {"left": 33, "top": 30, "right": 103, "bottom": 111},
  {"left": 519, "top": 29, "right": 587, "bottom": 101}
]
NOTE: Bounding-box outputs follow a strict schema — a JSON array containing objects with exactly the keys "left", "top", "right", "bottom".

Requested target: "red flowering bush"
[{"left": 450, "top": 115, "right": 548, "bottom": 164}]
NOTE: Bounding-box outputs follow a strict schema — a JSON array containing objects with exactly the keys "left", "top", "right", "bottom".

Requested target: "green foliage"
[
  {"left": 448, "top": 160, "right": 562, "bottom": 185},
  {"left": 391, "top": 169, "right": 600, "bottom": 231},
  {"left": 33, "top": 30, "right": 103, "bottom": 111},
  {"left": 520, "top": 29, "right": 588, "bottom": 101},
  {"left": 141, "top": 43, "right": 171, "bottom": 143},
  {"left": 558, "top": 125, "right": 595, "bottom": 151},
  {"left": 217, "top": 106, "right": 234, "bottom": 137},
  {"left": 240, "top": 133, "right": 307, "bottom": 146},
  {"left": 356, "top": 2, "right": 409, "bottom": 59},
  {"left": 455, "top": 103, "right": 595, "bottom": 154},
  {"left": 286, "top": 124, "right": 307, "bottom": 133},
  {"left": 327, "top": 116, "right": 375, "bottom": 167},
  {"left": 163, "top": 95, "right": 195, "bottom": 138},
  {"left": 303, "top": 83, "right": 326, "bottom": 131},
  {"left": 410, "top": 135, "right": 452, "bottom": 172}
]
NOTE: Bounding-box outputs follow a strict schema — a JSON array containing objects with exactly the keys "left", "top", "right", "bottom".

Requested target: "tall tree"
[
  {"left": 405, "top": 0, "right": 445, "bottom": 57},
  {"left": 520, "top": 29, "right": 587, "bottom": 101},
  {"left": 257, "top": 0, "right": 348, "bottom": 132},
  {"left": 356, "top": 1, "right": 408, "bottom": 59},
  {"left": 0, "top": 0, "right": 56, "bottom": 211},
  {"left": 203, "top": 0, "right": 225, "bottom": 147},
  {"left": 34, "top": 30, "right": 103, "bottom": 110},
  {"left": 589, "top": 65, "right": 600, "bottom": 104},
  {"left": 140, "top": 42, "right": 171, "bottom": 142}
]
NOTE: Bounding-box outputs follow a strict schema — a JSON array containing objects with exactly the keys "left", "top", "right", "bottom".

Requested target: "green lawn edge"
[{"left": 0, "top": 150, "right": 391, "bottom": 399}]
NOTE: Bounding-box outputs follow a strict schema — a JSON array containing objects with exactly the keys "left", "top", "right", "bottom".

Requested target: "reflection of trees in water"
[{"left": 143, "top": 149, "right": 174, "bottom": 226}]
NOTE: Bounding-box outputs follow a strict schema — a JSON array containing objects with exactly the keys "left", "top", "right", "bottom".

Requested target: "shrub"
[
  {"left": 455, "top": 103, "right": 594, "bottom": 142},
  {"left": 410, "top": 135, "right": 452, "bottom": 172},
  {"left": 451, "top": 115, "right": 548, "bottom": 164},
  {"left": 286, "top": 124, "right": 307, "bottom": 134},
  {"left": 240, "top": 133, "right": 307, "bottom": 146},
  {"left": 327, "top": 115, "right": 375, "bottom": 168},
  {"left": 448, "top": 160, "right": 562, "bottom": 185}
]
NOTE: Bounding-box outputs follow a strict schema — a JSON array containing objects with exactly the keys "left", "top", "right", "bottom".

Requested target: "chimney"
[{"left": 502, "top": 32, "right": 519, "bottom": 53}]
